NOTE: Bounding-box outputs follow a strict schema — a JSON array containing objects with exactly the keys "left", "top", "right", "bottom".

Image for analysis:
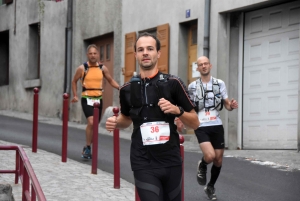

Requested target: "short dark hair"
[
  {"left": 87, "top": 44, "right": 99, "bottom": 52},
  {"left": 134, "top": 32, "right": 161, "bottom": 52}
]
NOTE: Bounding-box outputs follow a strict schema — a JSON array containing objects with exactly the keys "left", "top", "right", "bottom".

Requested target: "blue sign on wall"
[{"left": 186, "top": 9, "right": 190, "bottom": 18}]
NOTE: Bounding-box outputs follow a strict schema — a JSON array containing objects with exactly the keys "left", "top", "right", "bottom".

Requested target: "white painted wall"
[{"left": 70, "top": 0, "right": 122, "bottom": 122}]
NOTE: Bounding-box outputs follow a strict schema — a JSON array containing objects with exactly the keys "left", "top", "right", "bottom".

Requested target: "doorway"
[{"left": 86, "top": 33, "right": 114, "bottom": 118}]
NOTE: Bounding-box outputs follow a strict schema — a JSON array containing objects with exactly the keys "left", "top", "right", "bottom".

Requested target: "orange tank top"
[{"left": 81, "top": 63, "right": 103, "bottom": 97}]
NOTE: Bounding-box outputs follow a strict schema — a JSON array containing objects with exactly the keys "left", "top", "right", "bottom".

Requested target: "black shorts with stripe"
[
  {"left": 81, "top": 97, "right": 103, "bottom": 121},
  {"left": 194, "top": 125, "right": 225, "bottom": 149}
]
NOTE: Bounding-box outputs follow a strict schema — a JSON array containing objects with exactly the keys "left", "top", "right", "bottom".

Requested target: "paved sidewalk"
[
  {"left": 0, "top": 140, "right": 135, "bottom": 201},
  {"left": 0, "top": 109, "right": 299, "bottom": 201}
]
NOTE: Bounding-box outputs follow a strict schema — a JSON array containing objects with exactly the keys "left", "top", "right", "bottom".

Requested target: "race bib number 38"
[
  {"left": 140, "top": 121, "right": 170, "bottom": 146},
  {"left": 198, "top": 110, "right": 217, "bottom": 123}
]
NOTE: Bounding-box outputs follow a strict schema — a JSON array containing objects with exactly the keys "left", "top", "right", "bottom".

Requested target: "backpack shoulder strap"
[
  {"left": 212, "top": 77, "right": 223, "bottom": 110},
  {"left": 212, "top": 77, "right": 219, "bottom": 85},
  {"left": 99, "top": 64, "right": 104, "bottom": 75},
  {"left": 195, "top": 78, "right": 205, "bottom": 99},
  {"left": 82, "top": 62, "right": 89, "bottom": 82},
  {"left": 212, "top": 77, "right": 220, "bottom": 94},
  {"left": 83, "top": 62, "right": 89, "bottom": 72},
  {"left": 160, "top": 72, "right": 170, "bottom": 80}
]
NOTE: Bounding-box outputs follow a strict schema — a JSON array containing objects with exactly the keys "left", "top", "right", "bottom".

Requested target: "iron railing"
[{"left": 0, "top": 145, "right": 46, "bottom": 201}]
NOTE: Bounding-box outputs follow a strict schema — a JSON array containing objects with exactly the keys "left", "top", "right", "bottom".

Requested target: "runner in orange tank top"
[{"left": 71, "top": 44, "right": 119, "bottom": 159}]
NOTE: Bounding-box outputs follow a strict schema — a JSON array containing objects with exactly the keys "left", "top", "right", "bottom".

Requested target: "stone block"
[{"left": 0, "top": 184, "right": 14, "bottom": 201}]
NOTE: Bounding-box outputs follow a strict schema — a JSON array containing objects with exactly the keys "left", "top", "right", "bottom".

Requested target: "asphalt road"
[{"left": 1, "top": 115, "right": 300, "bottom": 201}]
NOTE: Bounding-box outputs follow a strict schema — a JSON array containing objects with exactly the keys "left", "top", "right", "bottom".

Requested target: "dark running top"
[{"left": 119, "top": 72, "right": 195, "bottom": 171}]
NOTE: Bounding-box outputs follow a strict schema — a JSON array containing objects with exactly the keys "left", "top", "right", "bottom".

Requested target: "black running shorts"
[
  {"left": 194, "top": 125, "right": 225, "bottom": 149},
  {"left": 134, "top": 166, "right": 182, "bottom": 201},
  {"left": 81, "top": 97, "right": 103, "bottom": 121}
]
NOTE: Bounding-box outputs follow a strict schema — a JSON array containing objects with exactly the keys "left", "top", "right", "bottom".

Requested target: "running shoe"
[
  {"left": 81, "top": 146, "right": 92, "bottom": 159},
  {"left": 204, "top": 185, "right": 217, "bottom": 200},
  {"left": 197, "top": 160, "right": 207, "bottom": 186}
]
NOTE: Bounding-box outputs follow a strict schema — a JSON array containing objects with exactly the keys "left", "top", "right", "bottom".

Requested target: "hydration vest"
[
  {"left": 194, "top": 77, "right": 223, "bottom": 112},
  {"left": 129, "top": 72, "right": 174, "bottom": 123},
  {"left": 82, "top": 62, "right": 103, "bottom": 92}
]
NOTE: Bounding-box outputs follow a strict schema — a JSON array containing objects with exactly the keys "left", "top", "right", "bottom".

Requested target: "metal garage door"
[{"left": 243, "top": 1, "right": 300, "bottom": 149}]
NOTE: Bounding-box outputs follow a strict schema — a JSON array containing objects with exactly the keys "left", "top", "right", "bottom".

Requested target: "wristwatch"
[{"left": 175, "top": 106, "right": 184, "bottom": 117}]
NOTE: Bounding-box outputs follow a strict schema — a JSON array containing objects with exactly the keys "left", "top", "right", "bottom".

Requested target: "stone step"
[{"left": 0, "top": 184, "right": 14, "bottom": 201}]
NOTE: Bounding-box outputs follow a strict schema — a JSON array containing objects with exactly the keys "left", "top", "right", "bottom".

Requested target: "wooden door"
[
  {"left": 124, "top": 32, "right": 137, "bottom": 83},
  {"left": 157, "top": 23, "right": 169, "bottom": 74},
  {"left": 187, "top": 25, "right": 198, "bottom": 85},
  {"left": 89, "top": 34, "right": 114, "bottom": 118}
]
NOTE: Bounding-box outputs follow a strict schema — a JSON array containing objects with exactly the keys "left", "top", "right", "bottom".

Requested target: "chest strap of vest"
[
  {"left": 129, "top": 72, "right": 175, "bottom": 124},
  {"left": 195, "top": 77, "right": 223, "bottom": 111}
]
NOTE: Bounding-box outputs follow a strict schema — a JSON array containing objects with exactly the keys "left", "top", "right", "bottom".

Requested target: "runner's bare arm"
[
  {"left": 158, "top": 98, "right": 199, "bottom": 130},
  {"left": 177, "top": 109, "right": 199, "bottom": 130},
  {"left": 223, "top": 98, "right": 238, "bottom": 111},
  {"left": 106, "top": 113, "right": 132, "bottom": 132},
  {"left": 71, "top": 65, "right": 84, "bottom": 103},
  {"left": 102, "top": 65, "right": 120, "bottom": 90}
]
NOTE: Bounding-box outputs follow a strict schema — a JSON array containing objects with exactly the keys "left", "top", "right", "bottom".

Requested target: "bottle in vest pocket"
[
  {"left": 156, "top": 74, "right": 172, "bottom": 102},
  {"left": 130, "top": 72, "right": 143, "bottom": 108}
]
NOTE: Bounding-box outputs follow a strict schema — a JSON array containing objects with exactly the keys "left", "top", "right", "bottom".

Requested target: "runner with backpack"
[
  {"left": 71, "top": 44, "right": 119, "bottom": 159},
  {"left": 106, "top": 32, "right": 199, "bottom": 201},
  {"left": 188, "top": 56, "right": 238, "bottom": 200}
]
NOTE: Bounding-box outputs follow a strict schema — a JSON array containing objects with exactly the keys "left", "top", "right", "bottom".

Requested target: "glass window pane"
[
  {"left": 106, "top": 44, "right": 110, "bottom": 60},
  {"left": 192, "top": 27, "right": 197, "bottom": 45},
  {"left": 100, "top": 46, "right": 104, "bottom": 61}
]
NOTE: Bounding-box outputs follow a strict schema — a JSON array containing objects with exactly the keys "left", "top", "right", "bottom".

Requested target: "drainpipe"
[
  {"left": 298, "top": 69, "right": 300, "bottom": 152},
  {"left": 203, "top": 0, "right": 211, "bottom": 58},
  {"left": 14, "top": 0, "right": 17, "bottom": 35},
  {"left": 64, "top": 0, "right": 73, "bottom": 94}
]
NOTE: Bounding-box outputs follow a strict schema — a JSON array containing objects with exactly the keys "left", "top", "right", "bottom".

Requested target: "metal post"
[
  {"left": 20, "top": 160, "right": 24, "bottom": 183},
  {"left": 22, "top": 169, "right": 29, "bottom": 201},
  {"left": 31, "top": 183, "right": 36, "bottom": 201},
  {"left": 91, "top": 102, "right": 100, "bottom": 174},
  {"left": 15, "top": 150, "right": 19, "bottom": 184},
  {"left": 179, "top": 134, "right": 185, "bottom": 201},
  {"left": 135, "top": 187, "right": 141, "bottom": 201},
  {"left": 113, "top": 107, "right": 120, "bottom": 189},
  {"left": 62, "top": 93, "right": 69, "bottom": 162},
  {"left": 203, "top": 0, "right": 211, "bottom": 58},
  {"left": 65, "top": 0, "right": 73, "bottom": 95},
  {"left": 32, "top": 88, "right": 39, "bottom": 153}
]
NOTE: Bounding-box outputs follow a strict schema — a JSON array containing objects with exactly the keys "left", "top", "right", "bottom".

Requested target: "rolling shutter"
[{"left": 243, "top": 1, "right": 300, "bottom": 149}]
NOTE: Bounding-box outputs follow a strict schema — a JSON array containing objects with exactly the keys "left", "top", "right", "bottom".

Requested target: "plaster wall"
[
  {"left": 70, "top": 0, "right": 122, "bottom": 122},
  {"left": 210, "top": 0, "right": 300, "bottom": 149},
  {"left": 0, "top": 0, "right": 67, "bottom": 118},
  {"left": 121, "top": 0, "right": 205, "bottom": 84}
]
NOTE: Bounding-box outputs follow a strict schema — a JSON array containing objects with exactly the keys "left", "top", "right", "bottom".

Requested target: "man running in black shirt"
[{"left": 106, "top": 32, "right": 199, "bottom": 201}]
